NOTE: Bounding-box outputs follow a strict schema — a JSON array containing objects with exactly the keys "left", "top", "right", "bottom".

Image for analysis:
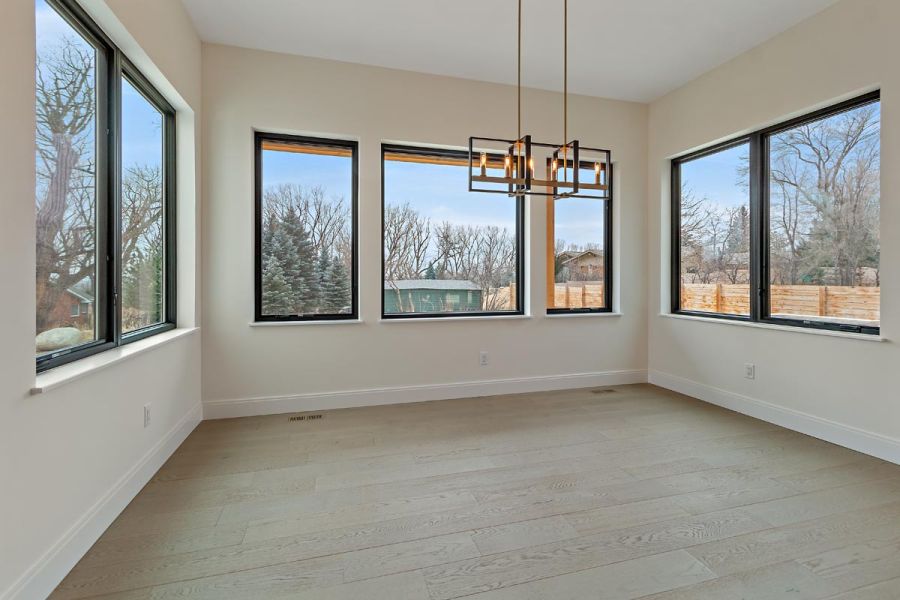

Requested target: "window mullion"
[
  {"left": 670, "top": 161, "right": 682, "bottom": 314},
  {"left": 748, "top": 132, "right": 763, "bottom": 323},
  {"left": 110, "top": 49, "right": 124, "bottom": 346}
]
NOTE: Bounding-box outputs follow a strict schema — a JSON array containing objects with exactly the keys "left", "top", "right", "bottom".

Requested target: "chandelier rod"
[
  {"left": 564, "top": 0, "right": 568, "bottom": 150},
  {"left": 517, "top": 0, "right": 522, "bottom": 142}
]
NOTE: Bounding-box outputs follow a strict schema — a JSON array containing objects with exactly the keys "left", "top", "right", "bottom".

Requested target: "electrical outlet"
[
  {"left": 143, "top": 403, "right": 151, "bottom": 428},
  {"left": 744, "top": 363, "right": 756, "bottom": 380},
  {"left": 479, "top": 351, "right": 489, "bottom": 367}
]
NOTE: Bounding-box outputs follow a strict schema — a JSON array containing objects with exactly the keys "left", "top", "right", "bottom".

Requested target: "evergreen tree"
[
  {"left": 424, "top": 263, "right": 437, "bottom": 279},
  {"left": 269, "top": 223, "right": 304, "bottom": 313},
  {"left": 323, "top": 256, "right": 351, "bottom": 313},
  {"left": 121, "top": 244, "right": 163, "bottom": 327},
  {"left": 281, "top": 207, "right": 317, "bottom": 311},
  {"left": 315, "top": 247, "right": 332, "bottom": 313},
  {"left": 261, "top": 254, "right": 294, "bottom": 314}
]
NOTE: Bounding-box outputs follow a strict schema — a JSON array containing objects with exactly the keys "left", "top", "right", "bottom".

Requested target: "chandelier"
[{"left": 468, "top": 0, "right": 610, "bottom": 199}]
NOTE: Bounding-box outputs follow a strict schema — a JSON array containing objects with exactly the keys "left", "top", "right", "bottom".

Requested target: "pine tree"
[
  {"left": 425, "top": 263, "right": 437, "bottom": 279},
  {"left": 315, "top": 248, "right": 332, "bottom": 313},
  {"left": 281, "top": 207, "right": 317, "bottom": 311},
  {"left": 261, "top": 254, "right": 294, "bottom": 315},
  {"left": 269, "top": 223, "right": 305, "bottom": 313},
  {"left": 323, "top": 256, "right": 351, "bottom": 313}
]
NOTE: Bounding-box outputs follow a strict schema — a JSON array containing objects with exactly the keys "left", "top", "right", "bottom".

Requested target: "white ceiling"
[{"left": 180, "top": 0, "right": 839, "bottom": 103}]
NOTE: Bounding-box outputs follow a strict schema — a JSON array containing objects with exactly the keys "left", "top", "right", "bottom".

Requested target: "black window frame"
[
  {"left": 546, "top": 160, "right": 614, "bottom": 315},
  {"left": 36, "top": 0, "right": 177, "bottom": 374},
  {"left": 671, "top": 91, "right": 881, "bottom": 336},
  {"left": 253, "top": 132, "right": 359, "bottom": 322},
  {"left": 381, "top": 143, "right": 526, "bottom": 319}
]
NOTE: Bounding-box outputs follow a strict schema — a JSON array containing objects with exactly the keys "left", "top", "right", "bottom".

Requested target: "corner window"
[
  {"left": 381, "top": 145, "right": 524, "bottom": 318},
  {"left": 254, "top": 133, "right": 358, "bottom": 321},
  {"left": 35, "top": 0, "right": 176, "bottom": 372},
  {"left": 672, "top": 92, "right": 880, "bottom": 334}
]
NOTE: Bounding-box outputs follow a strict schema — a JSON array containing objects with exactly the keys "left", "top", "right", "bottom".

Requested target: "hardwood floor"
[{"left": 50, "top": 384, "right": 900, "bottom": 599}]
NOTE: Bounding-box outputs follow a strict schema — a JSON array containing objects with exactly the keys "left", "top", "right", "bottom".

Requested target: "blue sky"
[
  {"left": 35, "top": 0, "right": 69, "bottom": 53},
  {"left": 680, "top": 143, "right": 748, "bottom": 209},
  {"left": 556, "top": 197, "right": 604, "bottom": 250},
  {"left": 262, "top": 150, "right": 352, "bottom": 210},
  {"left": 122, "top": 78, "right": 163, "bottom": 170},
  {"left": 384, "top": 160, "right": 517, "bottom": 230}
]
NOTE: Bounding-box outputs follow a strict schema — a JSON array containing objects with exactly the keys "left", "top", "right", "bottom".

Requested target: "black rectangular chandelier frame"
[{"left": 468, "top": 135, "right": 611, "bottom": 199}]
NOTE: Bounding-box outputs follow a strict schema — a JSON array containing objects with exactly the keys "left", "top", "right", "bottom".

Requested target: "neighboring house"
[
  {"left": 384, "top": 279, "right": 482, "bottom": 313},
  {"left": 556, "top": 250, "right": 604, "bottom": 282},
  {"left": 47, "top": 280, "right": 94, "bottom": 329}
]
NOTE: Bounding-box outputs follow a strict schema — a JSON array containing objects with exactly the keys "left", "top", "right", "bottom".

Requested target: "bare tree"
[
  {"left": 383, "top": 203, "right": 431, "bottom": 281},
  {"left": 769, "top": 104, "right": 880, "bottom": 286},
  {"left": 36, "top": 39, "right": 97, "bottom": 332}
]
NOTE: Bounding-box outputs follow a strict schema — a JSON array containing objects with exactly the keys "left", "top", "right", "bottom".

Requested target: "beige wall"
[
  {"left": 0, "top": 0, "right": 202, "bottom": 597},
  {"left": 647, "top": 0, "right": 900, "bottom": 454},
  {"left": 201, "top": 44, "right": 649, "bottom": 414}
]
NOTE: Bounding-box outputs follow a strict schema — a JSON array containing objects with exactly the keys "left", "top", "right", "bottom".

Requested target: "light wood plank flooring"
[{"left": 51, "top": 384, "right": 900, "bottom": 599}]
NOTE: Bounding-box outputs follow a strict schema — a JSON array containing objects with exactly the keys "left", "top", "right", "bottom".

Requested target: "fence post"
[
  {"left": 818, "top": 286, "right": 826, "bottom": 317},
  {"left": 715, "top": 283, "right": 722, "bottom": 313},
  {"left": 565, "top": 284, "right": 571, "bottom": 308},
  {"left": 582, "top": 285, "right": 587, "bottom": 307}
]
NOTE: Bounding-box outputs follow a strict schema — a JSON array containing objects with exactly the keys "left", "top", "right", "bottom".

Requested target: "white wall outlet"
[
  {"left": 479, "top": 351, "right": 489, "bottom": 367},
  {"left": 143, "top": 403, "right": 152, "bottom": 428},
  {"left": 744, "top": 363, "right": 756, "bottom": 380}
]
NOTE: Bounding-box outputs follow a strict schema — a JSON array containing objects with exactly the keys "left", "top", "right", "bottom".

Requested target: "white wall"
[
  {"left": 0, "top": 0, "right": 202, "bottom": 598},
  {"left": 647, "top": 0, "right": 900, "bottom": 460},
  {"left": 201, "top": 44, "right": 649, "bottom": 416}
]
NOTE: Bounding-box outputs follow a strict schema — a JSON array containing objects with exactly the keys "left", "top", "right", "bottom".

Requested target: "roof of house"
[
  {"left": 385, "top": 279, "right": 481, "bottom": 291},
  {"left": 559, "top": 250, "right": 603, "bottom": 265},
  {"left": 66, "top": 279, "right": 94, "bottom": 303}
]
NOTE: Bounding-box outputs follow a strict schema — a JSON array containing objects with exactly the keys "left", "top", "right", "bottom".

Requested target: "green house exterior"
[{"left": 384, "top": 279, "right": 482, "bottom": 314}]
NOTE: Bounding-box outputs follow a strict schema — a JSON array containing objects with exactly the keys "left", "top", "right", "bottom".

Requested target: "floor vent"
[
  {"left": 591, "top": 389, "right": 617, "bottom": 394},
  {"left": 289, "top": 414, "right": 324, "bottom": 422}
]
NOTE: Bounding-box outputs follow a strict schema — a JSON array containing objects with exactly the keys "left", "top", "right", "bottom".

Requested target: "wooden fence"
[
  {"left": 681, "top": 283, "right": 880, "bottom": 322},
  {"left": 552, "top": 282, "right": 605, "bottom": 309}
]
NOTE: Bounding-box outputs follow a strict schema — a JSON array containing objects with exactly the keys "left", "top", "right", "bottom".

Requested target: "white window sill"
[
  {"left": 249, "top": 319, "right": 364, "bottom": 327},
  {"left": 32, "top": 327, "right": 199, "bottom": 395},
  {"left": 546, "top": 312, "right": 623, "bottom": 319},
  {"left": 659, "top": 313, "right": 886, "bottom": 342},
  {"left": 379, "top": 314, "right": 531, "bottom": 323}
]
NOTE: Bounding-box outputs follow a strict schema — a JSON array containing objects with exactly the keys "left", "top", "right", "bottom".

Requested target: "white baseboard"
[
  {"left": 203, "top": 369, "right": 649, "bottom": 419},
  {"left": 649, "top": 370, "right": 900, "bottom": 465},
  {"left": 4, "top": 403, "right": 203, "bottom": 600}
]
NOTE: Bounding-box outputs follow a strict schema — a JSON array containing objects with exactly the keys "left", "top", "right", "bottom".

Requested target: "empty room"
[{"left": 3, "top": 0, "right": 900, "bottom": 598}]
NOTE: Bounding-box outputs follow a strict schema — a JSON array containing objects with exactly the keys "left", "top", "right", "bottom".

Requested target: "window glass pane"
[
  {"left": 259, "top": 139, "right": 354, "bottom": 317},
  {"left": 677, "top": 143, "right": 751, "bottom": 316},
  {"left": 768, "top": 101, "right": 880, "bottom": 327},
  {"left": 35, "top": 0, "right": 99, "bottom": 356},
  {"left": 383, "top": 150, "right": 520, "bottom": 316},
  {"left": 121, "top": 77, "right": 165, "bottom": 333},
  {"left": 551, "top": 197, "right": 606, "bottom": 309}
]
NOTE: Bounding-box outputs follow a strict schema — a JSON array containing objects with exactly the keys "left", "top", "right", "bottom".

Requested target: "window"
[
  {"left": 547, "top": 163, "right": 613, "bottom": 313},
  {"left": 254, "top": 133, "right": 357, "bottom": 321},
  {"left": 121, "top": 75, "right": 171, "bottom": 333},
  {"left": 382, "top": 145, "right": 524, "bottom": 318},
  {"left": 672, "top": 141, "right": 751, "bottom": 317},
  {"left": 672, "top": 92, "right": 880, "bottom": 334},
  {"left": 35, "top": 0, "right": 176, "bottom": 372}
]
